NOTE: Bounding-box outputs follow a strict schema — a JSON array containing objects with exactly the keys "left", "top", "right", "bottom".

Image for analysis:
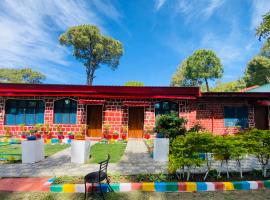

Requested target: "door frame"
[
  {"left": 254, "top": 105, "right": 269, "bottom": 130},
  {"left": 127, "top": 106, "right": 145, "bottom": 138},
  {"left": 86, "top": 104, "right": 104, "bottom": 137}
]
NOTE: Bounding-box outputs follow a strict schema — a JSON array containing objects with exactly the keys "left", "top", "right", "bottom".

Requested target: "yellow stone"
[
  {"left": 224, "top": 182, "right": 234, "bottom": 190},
  {"left": 142, "top": 182, "right": 155, "bottom": 191},
  {"left": 186, "top": 182, "right": 197, "bottom": 192},
  {"left": 63, "top": 184, "right": 75, "bottom": 193}
]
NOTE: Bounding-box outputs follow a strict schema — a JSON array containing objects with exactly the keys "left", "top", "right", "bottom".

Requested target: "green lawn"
[
  {"left": 0, "top": 143, "right": 70, "bottom": 162},
  {"left": 1, "top": 190, "right": 270, "bottom": 200},
  {"left": 89, "top": 143, "right": 127, "bottom": 163}
]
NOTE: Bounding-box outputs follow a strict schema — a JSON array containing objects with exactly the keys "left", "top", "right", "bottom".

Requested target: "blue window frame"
[
  {"left": 154, "top": 101, "right": 179, "bottom": 116},
  {"left": 224, "top": 106, "right": 248, "bottom": 128},
  {"left": 5, "top": 100, "right": 45, "bottom": 125},
  {"left": 54, "top": 98, "right": 77, "bottom": 124}
]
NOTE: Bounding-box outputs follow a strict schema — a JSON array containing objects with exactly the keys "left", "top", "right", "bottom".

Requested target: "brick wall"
[
  {"left": 0, "top": 96, "right": 259, "bottom": 137},
  {"left": 185, "top": 99, "right": 255, "bottom": 135}
]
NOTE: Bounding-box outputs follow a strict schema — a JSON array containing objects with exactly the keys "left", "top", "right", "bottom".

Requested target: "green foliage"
[
  {"left": 0, "top": 68, "right": 45, "bottom": 83},
  {"left": 124, "top": 81, "right": 144, "bottom": 86},
  {"left": 169, "top": 132, "right": 214, "bottom": 180},
  {"left": 242, "top": 129, "right": 270, "bottom": 177},
  {"left": 154, "top": 112, "right": 187, "bottom": 139},
  {"left": 188, "top": 122, "right": 205, "bottom": 132},
  {"left": 256, "top": 12, "right": 270, "bottom": 41},
  {"left": 171, "top": 59, "right": 200, "bottom": 86},
  {"left": 211, "top": 79, "right": 246, "bottom": 92},
  {"left": 185, "top": 49, "right": 223, "bottom": 91},
  {"left": 59, "top": 25, "right": 123, "bottom": 85},
  {"left": 260, "top": 39, "right": 270, "bottom": 58},
  {"left": 243, "top": 56, "right": 270, "bottom": 87}
]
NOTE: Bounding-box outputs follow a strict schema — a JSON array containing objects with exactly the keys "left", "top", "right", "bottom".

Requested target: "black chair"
[{"left": 84, "top": 154, "right": 113, "bottom": 200}]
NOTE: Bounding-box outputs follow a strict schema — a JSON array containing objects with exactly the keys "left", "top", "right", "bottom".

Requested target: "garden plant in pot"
[
  {"left": 34, "top": 124, "right": 43, "bottom": 139},
  {"left": 44, "top": 124, "right": 52, "bottom": 139},
  {"left": 68, "top": 132, "right": 75, "bottom": 139},
  {"left": 113, "top": 131, "right": 119, "bottom": 140},
  {"left": 103, "top": 124, "right": 110, "bottom": 139},
  {"left": 75, "top": 133, "right": 85, "bottom": 140},
  {"left": 144, "top": 126, "right": 153, "bottom": 139},
  {"left": 121, "top": 125, "right": 128, "bottom": 140},
  {"left": 27, "top": 127, "right": 37, "bottom": 140},
  {"left": 56, "top": 125, "right": 64, "bottom": 139}
]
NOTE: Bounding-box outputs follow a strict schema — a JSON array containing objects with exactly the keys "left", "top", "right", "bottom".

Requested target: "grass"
[
  {"left": 89, "top": 143, "right": 127, "bottom": 163},
  {"left": 1, "top": 190, "right": 270, "bottom": 200},
  {"left": 0, "top": 143, "right": 70, "bottom": 163}
]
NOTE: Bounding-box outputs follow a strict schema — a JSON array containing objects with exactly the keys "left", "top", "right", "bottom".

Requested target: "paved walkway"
[{"left": 0, "top": 140, "right": 167, "bottom": 177}]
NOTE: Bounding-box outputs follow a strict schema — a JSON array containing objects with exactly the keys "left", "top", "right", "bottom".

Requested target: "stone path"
[{"left": 0, "top": 140, "right": 167, "bottom": 177}]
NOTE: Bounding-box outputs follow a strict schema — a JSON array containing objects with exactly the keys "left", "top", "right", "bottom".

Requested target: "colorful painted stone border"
[{"left": 50, "top": 180, "right": 270, "bottom": 193}]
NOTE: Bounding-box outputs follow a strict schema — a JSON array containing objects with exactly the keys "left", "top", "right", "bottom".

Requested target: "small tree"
[
  {"left": 243, "top": 129, "right": 270, "bottom": 177},
  {"left": 59, "top": 25, "right": 123, "bottom": 85},
  {"left": 185, "top": 49, "right": 223, "bottom": 91},
  {"left": 169, "top": 132, "right": 214, "bottom": 181},
  {"left": 212, "top": 135, "right": 247, "bottom": 179}
]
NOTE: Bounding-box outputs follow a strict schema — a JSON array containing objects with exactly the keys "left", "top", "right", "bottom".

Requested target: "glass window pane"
[
  {"left": 36, "top": 108, "right": 44, "bottom": 124},
  {"left": 6, "top": 114, "right": 15, "bottom": 125},
  {"left": 25, "top": 108, "right": 35, "bottom": 125},
  {"left": 62, "top": 113, "right": 69, "bottom": 124},
  {"left": 70, "top": 113, "right": 76, "bottom": 124},
  {"left": 54, "top": 113, "right": 62, "bottom": 124},
  {"left": 16, "top": 108, "right": 25, "bottom": 125}
]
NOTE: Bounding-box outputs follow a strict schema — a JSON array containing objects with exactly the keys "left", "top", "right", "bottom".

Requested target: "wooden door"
[
  {"left": 128, "top": 107, "right": 144, "bottom": 138},
  {"left": 255, "top": 106, "right": 269, "bottom": 130},
  {"left": 87, "top": 105, "right": 103, "bottom": 137}
]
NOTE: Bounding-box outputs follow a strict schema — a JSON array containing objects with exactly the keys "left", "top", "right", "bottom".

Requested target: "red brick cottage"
[{"left": 0, "top": 83, "right": 269, "bottom": 138}]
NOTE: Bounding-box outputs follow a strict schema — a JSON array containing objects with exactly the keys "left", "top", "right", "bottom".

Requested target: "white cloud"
[
  {"left": 251, "top": 0, "right": 270, "bottom": 29},
  {"left": 0, "top": 0, "right": 121, "bottom": 83},
  {"left": 173, "top": 0, "right": 224, "bottom": 21},
  {"left": 154, "top": 0, "right": 166, "bottom": 11}
]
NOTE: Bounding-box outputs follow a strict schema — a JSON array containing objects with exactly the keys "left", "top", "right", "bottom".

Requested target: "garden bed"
[
  {"left": 52, "top": 171, "right": 270, "bottom": 185},
  {"left": 89, "top": 143, "right": 127, "bottom": 163}
]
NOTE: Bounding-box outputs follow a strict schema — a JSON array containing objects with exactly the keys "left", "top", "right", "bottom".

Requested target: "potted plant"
[
  {"left": 34, "top": 124, "right": 43, "bottom": 139},
  {"left": 56, "top": 125, "right": 64, "bottom": 139},
  {"left": 144, "top": 126, "right": 152, "bottom": 139},
  {"left": 27, "top": 127, "right": 37, "bottom": 140},
  {"left": 121, "top": 125, "right": 128, "bottom": 140},
  {"left": 68, "top": 132, "right": 75, "bottom": 139},
  {"left": 4, "top": 127, "right": 11, "bottom": 138},
  {"left": 75, "top": 133, "right": 85, "bottom": 140},
  {"left": 103, "top": 124, "right": 110, "bottom": 139},
  {"left": 113, "top": 131, "right": 119, "bottom": 140},
  {"left": 44, "top": 124, "right": 52, "bottom": 139}
]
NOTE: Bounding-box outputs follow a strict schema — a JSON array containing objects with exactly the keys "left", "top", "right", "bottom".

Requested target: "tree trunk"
[
  {"left": 86, "top": 65, "right": 96, "bottom": 85},
  {"left": 205, "top": 78, "right": 209, "bottom": 92}
]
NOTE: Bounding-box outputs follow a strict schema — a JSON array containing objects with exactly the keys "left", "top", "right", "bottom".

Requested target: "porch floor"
[{"left": 0, "top": 140, "right": 167, "bottom": 177}]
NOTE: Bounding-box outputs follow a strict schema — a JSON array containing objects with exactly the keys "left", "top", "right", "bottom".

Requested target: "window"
[
  {"left": 224, "top": 106, "right": 248, "bottom": 128},
  {"left": 5, "top": 100, "right": 45, "bottom": 125},
  {"left": 154, "top": 101, "right": 179, "bottom": 116},
  {"left": 54, "top": 98, "right": 77, "bottom": 124}
]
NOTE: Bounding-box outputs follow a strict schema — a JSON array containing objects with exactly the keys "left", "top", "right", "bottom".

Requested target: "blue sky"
[{"left": 0, "top": 0, "right": 270, "bottom": 86}]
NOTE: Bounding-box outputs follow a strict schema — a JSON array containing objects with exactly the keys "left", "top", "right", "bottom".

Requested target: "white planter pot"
[
  {"left": 153, "top": 138, "right": 169, "bottom": 162},
  {"left": 22, "top": 139, "right": 45, "bottom": 163},
  {"left": 71, "top": 140, "right": 91, "bottom": 164}
]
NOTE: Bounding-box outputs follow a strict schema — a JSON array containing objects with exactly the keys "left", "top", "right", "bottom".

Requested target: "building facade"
[{"left": 0, "top": 83, "right": 269, "bottom": 137}]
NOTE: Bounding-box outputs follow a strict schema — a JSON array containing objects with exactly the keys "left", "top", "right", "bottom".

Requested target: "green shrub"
[
  {"left": 154, "top": 112, "right": 187, "bottom": 139},
  {"left": 169, "top": 132, "right": 214, "bottom": 180},
  {"left": 242, "top": 128, "right": 270, "bottom": 177}
]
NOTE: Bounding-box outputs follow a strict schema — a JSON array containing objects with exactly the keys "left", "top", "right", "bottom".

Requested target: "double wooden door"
[
  {"left": 128, "top": 107, "right": 144, "bottom": 138},
  {"left": 87, "top": 105, "right": 103, "bottom": 137}
]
